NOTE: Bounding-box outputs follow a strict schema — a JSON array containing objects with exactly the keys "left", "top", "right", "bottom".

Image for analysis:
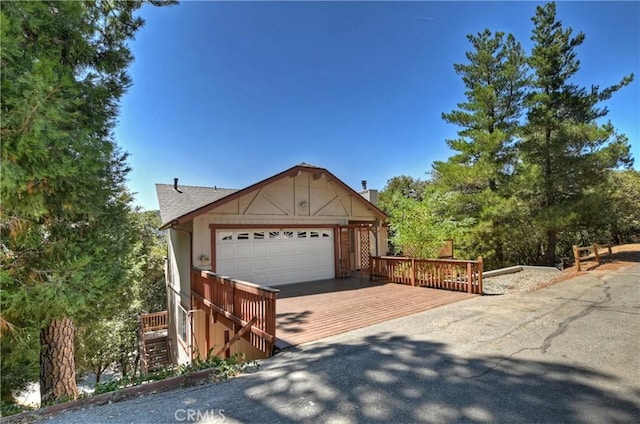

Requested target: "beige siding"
[
  {"left": 167, "top": 228, "right": 193, "bottom": 365},
  {"left": 191, "top": 172, "right": 380, "bottom": 266}
]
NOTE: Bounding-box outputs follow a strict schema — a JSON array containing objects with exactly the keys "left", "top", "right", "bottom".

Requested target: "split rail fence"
[{"left": 572, "top": 243, "right": 612, "bottom": 271}]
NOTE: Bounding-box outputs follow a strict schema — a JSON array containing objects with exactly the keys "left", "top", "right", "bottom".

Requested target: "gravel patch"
[{"left": 483, "top": 268, "right": 560, "bottom": 295}]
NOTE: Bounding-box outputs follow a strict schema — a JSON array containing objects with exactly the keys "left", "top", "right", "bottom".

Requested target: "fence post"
[
  {"left": 573, "top": 245, "right": 581, "bottom": 271},
  {"left": 607, "top": 241, "right": 612, "bottom": 257},
  {"left": 467, "top": 261, "right": 472, "bottom": 293},
  {"left": 477, "top": 256, "right": 483, "bottom": 295},
  {"left": 411, "top": 258, "right": 416, "bottom": 286},
  {"left": 593, "top": 243, "right": 600, "bottom": 264}
]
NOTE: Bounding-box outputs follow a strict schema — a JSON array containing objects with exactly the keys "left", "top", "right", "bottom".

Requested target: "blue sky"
[{"left": 115, "top": 1, "right": 640, "bottom": 211}]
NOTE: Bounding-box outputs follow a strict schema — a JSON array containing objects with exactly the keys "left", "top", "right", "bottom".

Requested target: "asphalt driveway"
[{"left": 40, "top": 264, "right": 640, "bottom": 423}]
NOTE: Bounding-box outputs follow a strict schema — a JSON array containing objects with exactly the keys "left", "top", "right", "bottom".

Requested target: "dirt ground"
[{"left": 549, "top": 243, "right": 640, "bottom": 285}]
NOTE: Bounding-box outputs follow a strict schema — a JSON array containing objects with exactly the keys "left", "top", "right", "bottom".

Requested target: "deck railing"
[
  {"left": 139, "top": 311, "right": 168, "bottom": 333},
  {"left": 370, "top": 256, "right": 483, "bottom": 294},
  {"left": 191, "top": 269, "right": 279, "bottom": 357},
  {"left": 138, "top": 311, "right": 170, "bottom": 373}
]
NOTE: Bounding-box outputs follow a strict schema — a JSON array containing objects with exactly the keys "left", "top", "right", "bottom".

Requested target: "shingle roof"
[{"left": 155, "top": 184, "right": 238, "bottom": 226}]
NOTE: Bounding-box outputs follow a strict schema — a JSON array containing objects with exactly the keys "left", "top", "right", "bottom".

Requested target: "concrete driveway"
[{"left": 42, "top": 264, "right": 640, "bottom": 423}]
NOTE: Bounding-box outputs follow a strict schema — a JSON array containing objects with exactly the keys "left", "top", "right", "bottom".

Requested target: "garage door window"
[{"left": 219, "top": 232, "right": 233, "bottom": 241}]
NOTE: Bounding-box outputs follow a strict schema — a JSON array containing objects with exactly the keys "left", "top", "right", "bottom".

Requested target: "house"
[{"left": 156, "top": 163, "right": 388, "bottom": 364}]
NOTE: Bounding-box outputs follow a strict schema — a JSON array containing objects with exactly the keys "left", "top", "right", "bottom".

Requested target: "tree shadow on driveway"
[{"left": 209, "top": 333, "right": 640, "bottom": 423}]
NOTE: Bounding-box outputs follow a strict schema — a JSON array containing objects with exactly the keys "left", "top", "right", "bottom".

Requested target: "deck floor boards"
[{"left": 274, "top": 278, "right": 475, "bottom": 349}]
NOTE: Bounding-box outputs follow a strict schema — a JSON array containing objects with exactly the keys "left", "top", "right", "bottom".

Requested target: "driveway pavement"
[{"left": 41, "top": 264, "right": 640, "bottom": 423}]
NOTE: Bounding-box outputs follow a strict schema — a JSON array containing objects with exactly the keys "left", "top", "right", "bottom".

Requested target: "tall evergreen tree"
[
  {"left": 522, "top": 2, "right": 634, "bottom": 265},
  {"left": 1, "top": 0, "right": 174, "bottom": 404},
  {"left": 433, "top": 29, "right": 528, "bottom": 268}
]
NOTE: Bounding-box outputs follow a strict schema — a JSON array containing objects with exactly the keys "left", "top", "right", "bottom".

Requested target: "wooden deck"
[{"left": 274, "top": 277, "right": 476, "bottom": 349}]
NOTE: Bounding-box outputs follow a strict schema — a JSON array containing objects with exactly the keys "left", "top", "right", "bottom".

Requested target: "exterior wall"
[
  {"left": 191, "top": 172, "right": 382, "bottom": 267},
  {"left": 166, "top": 225, "right": 193, "bottom": 365}
]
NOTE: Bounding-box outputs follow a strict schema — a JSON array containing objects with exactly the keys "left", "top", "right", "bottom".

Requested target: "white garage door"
[{"left": 216, "top": 229, "right": 335, "bottom": 285}]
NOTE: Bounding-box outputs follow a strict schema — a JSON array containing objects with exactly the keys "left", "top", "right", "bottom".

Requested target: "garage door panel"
[
  {"left": 281, "top": 257, "right": 297, "bottom": 268},
  {"left": 216, "top": 228, "right": 334, "bottom": 285},
  {"left": 252, "top": 244, "right": 267, "bottom": 255},
  {"left": 252, "top": 259, "right": 267, "bottom": 271},
  {"left": 234, "top": 259, "right": 252, "bottom": 273},
  {"left": 235, "top": 245, "right": 253, "bottom": 258},
  {"left": 267, "top": 244, "right": 282, "bottom": 255},
  {"left": 217, "top": 245, "right": 235, "bottom": 260}
]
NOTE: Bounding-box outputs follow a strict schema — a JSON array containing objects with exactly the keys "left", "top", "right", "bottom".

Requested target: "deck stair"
[
  {"left": 143, "top": 333, "right": 171, "bottom": 372},
  {"left": 138, "top": 311, "right": 172, "bottom": 373}
]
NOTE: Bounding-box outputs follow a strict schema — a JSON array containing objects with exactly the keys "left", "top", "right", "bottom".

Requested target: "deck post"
[
  {"left": 223, "top": 330, "right": 230, "bottom": 359},
  {"left": 467, "top": 261, "right": 472, "bottom": 293},
  {"left": 411, "top": 258, "right": 416, "bottom": 286},
  {"left": 477, "top": 256, "right": 483, "bottom": 294},
  {"left": 369, "top": 256, "right": 374, "bottom": 281}
]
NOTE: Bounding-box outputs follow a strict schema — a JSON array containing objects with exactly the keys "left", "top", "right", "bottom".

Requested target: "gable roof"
[{"left": 156, "top": 163, "right": 387, "bottom": 230}]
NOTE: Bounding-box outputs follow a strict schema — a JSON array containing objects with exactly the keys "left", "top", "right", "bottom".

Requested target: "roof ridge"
[{"left": 155, "top": 183, "right": 238, "bottom": 190}]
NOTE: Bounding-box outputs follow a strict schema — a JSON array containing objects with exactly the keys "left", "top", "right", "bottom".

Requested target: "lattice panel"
[
  {"left": 339, "top": 227, "right": 351, "bottom": 277},
  {"left": 359, "top": 227, "right": 370, "bottom": 271}
]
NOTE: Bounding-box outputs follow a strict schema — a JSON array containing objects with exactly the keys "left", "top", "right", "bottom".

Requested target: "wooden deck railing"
[
  {"left": 139, "top": 311, "right": 168, "bottom": 333},
  {"left": 370, "top": 256, "right": 483, "bottom": 294},
  {"left": 138, "top": 311, "right": 170, "bottom": 373},
  {"left": 191, "top": 269, "right": 279, "bottom": 357},
  {"left": 572, "top": 242, "right": 612, "bottom": 271}
]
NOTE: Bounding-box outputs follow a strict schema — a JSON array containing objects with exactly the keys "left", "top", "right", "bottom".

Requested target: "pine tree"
[
  {"left": 433, "top": 29, "right": 528, "bottom": 268},
  {"left": 1, "top": 0, "right": 174, "bottom": 404},
  {"left": 522, "top": 2, "right": 634, "bottom": 265}
]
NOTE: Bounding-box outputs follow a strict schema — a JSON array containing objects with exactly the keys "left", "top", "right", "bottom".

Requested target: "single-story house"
[{"left": 156, "top": 163, "right": 388, "bottom": 364}]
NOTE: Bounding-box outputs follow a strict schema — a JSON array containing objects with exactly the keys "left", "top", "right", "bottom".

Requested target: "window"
[
  {"left": 282, "top": 231, "right": 293, "bottom": 239},
  {"left": 322, "top": 231, "right": 331, "bottom": 238},
  {"left": 219, "top": 232, "right": 233, "bottom": 241},
  {"left": 253, "top": 232, "right": 265, "bottom": 240},
  {"left": 297, "top": 231, "right": 307, "bottom": 238},
  {"left": 178, "top": 307, "right": 188, "bottom": 343},
  {"left": 310, "top": 231, "right": 320, "bottom": 238},
  {"left": 237, "top": 232, "right": 249, "bottom": 240},
  {"left": 269, "top": 231, "right": 280, "bottom": 239}
]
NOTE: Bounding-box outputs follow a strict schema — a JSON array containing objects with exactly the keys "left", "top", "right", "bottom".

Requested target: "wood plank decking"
[{"left": 274, "top": 278, "right": 476, "bottom": 349}]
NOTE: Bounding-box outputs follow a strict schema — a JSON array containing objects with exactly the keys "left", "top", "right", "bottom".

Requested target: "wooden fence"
[
  {"left": 191, "top": 269, "right": 279, "bottom": 357},
  {"left": 370, "top": 256, "right": 483, "bottom": 294},
  {"left": 572, "top": 243, "right": 612, "bottom": 271}
]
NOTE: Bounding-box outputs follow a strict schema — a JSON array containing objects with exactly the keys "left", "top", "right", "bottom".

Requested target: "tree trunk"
[
  {"left": 40, "top": 317, "right": 78, "bottom": 404},
  {"left": 546, "top": 229, "right": 557, "bottom": 266}
]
